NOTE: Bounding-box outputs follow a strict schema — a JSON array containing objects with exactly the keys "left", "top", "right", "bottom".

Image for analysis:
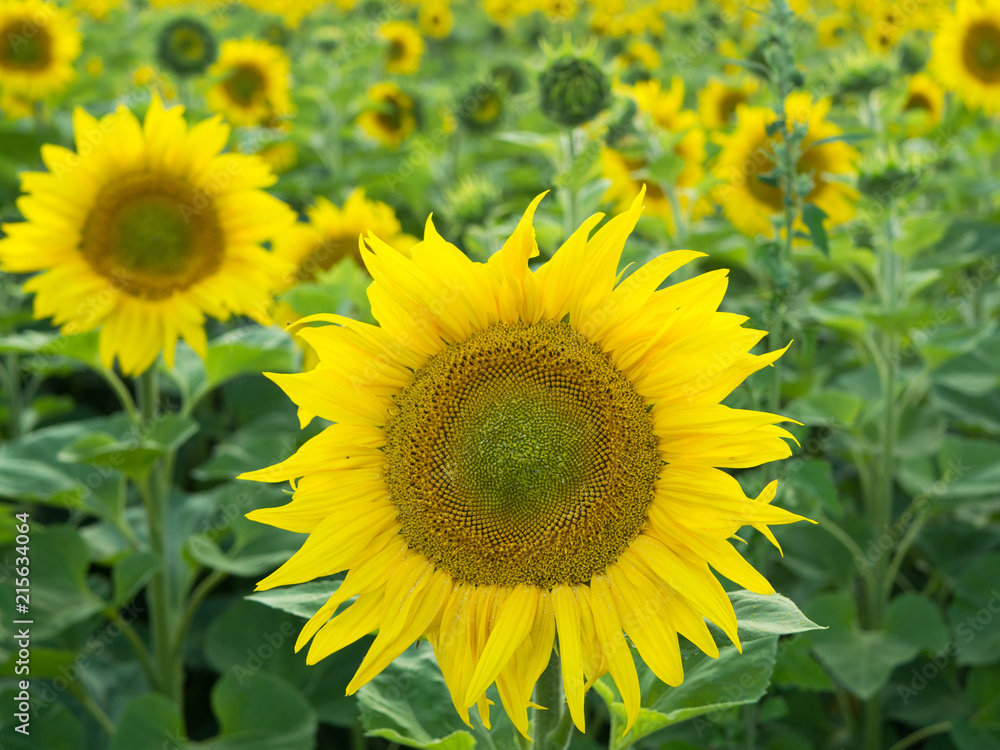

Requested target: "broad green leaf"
[
  {"left": 194, "top": 412, "right": 301, "bottom": 481},
  {"left": 109, "top": 694, "right": 184, "bottom": 750},
  {"left": 783, "top": 459, "right": 841, "bottom": 515},
  {"left": 0, "top": 689, "right": 86, "bottom": 750},
  {"left": 358, "top": 648, "right": 477, "bottom": 750},
  {"left": 785, "top": 391, "right": 864, "bottom": 426},
  {"left": 185, "top": 515, "right": 303, "bottom": 577},
  {"left": 934, "top": 437, "right": 1000, "bottom": 502},
  {"left": 57, "top": 414, "right": 198, "bottom": 481},
  {"left": 719, "top": 592, "right": 824, "bottom": 645},
  {"left": 202, "top": 671, "right": 317, "bottom": 750},
  {"left": 0, "top": 454, "right": 83, "bottom": 506},
  {"left": 0, "top": 525, "right": 103, "bottom": 640},
  {"left": 247, "top": 580, "right": 342, "bottom": 620},
  {"left": 812, "top": 631, "right": 916, "bottom": 700},
  {"left": 0, "top": 647, "right": 76, "bottom": 678},
  {"left": 204, "top": 326, "right": 298, "bottom": 390},
  {"left": 951, "top": 721, "right": 1000, "bottom": 750},
  {"left": 802, "top": 203, "right": 829, "bottom": 256},
  {"left": 947, "top": 553, "right": 1000, "bottom": 666},
  {"left": 885, "top": 593, "right": 949, "bottom": 654},
  {"left": 597, "top": 638, "right": 779, "bottom": 750},
  {"left": 771, "top": 637, "right": 834, "bottom": 691},
  {"left": 112, "top": 552, "right": 161, "bottom": 606}
]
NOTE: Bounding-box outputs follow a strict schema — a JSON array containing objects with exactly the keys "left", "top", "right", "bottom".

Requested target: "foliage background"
[{"left": 1, "top": 1, "right": 999, "bottom": 749}]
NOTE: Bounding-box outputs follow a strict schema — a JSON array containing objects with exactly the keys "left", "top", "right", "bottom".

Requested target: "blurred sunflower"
[
  {"left": 0, "top": 87, "right": 33, "bottom": 118},
  {"left": 900, "top": 72, "right": 945, "bottom": 135},
  {"left": 615, "top": 39, "right": 661, "bottom": 71},
  {"left": 274, "top": 188, "right": 416, "bottom": 286},
  {"left": 626, "top": 76, "right": 685, "bottom": 130},
  {"left": 242, "top": 189, "right": 806, "bottom": 737},
  {"left": 0, "top": 0, "right": 81, "bottom": 100},
  {"left": 381, "top": 21, "right": 424, "bottom": 75},
  {"left": 207, "top": 39, "right": 293, "bottom": 127},
  {"left": 71, "top": 0, "right": 124, "bottom": 18},
  {"left": 256, "top": 140, "right": 298, "bottom": 174},
  {"left": 816, "top": 10, "right": 853, "bottom": 48},
  {"left": 457, "top": 83, "right": 504, "bottom": 131},
  {"left": 358, "top": 82, "right": 417, "bottom": 148},
  {"left": 0, "top": 97, "right": 295, "bottom": 375},
  {"left": 713, "top": 94, "right": 859, "bottom": 238},
  {"left": 931, "top": 0, "right": 1000, "bottom": 114},
  {"left": 133, "top": 64, "right": 177, "bottom": 100},
  {"left": 697, "top": 77, "right": 759, "bottom": 130},
  {"left": 157, "top": 17, "right": 217, "bottom": 77},
  {"left": 419, "top": 0, "right": 454, "bottom": 38}
]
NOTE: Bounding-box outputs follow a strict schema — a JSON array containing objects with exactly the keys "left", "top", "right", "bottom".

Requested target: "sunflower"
[
  {"left": 0, "top": 0, "right": 81, "bottom": 101},
  {"left": 133, "top": 64, "right": 177, "bottom": 100},
  {"left": 71, "top": 0, "right": 124, "bottom": 18},
  {"left": 358, "top": 82, "right": 417, "bottom": 148},
  {"left": 816, "top": 10, "right": 853, "bottom": 48},
  {"left": 256, "top": 140, "right": 298, "bottom": 174},
  {"left": 615, "top": 39, "right": 661, "bottom": 71},
  {"left": 419, "top": 0, "right": 454, "bottom": 38},
  {"left": 207, "top": 39, "right": 293, "bottom": 127},
  {"left": 626, "top": 76, "right": 686, "bottom": 131},
  {"left": 381, "top": 21, "right": 424, "bottom": 75},
  {"left": 241, "top": 190, "right": 807, "bottom": 737},
  {"left": 931, "top": 0, "right": 1000, "bottom": 114},
  {"left": 713, "top": 94, "right": 859, "bottom": 238},
  {"left": 157, "top": 17, "right": 217, "bottom": 77},
  {"left": 900, "top": 72, "right": 945, "bottom": 135},
  {"left": 698, "top": 77, "right": 759, "bottom": 130},
  {"left": 274, "top": 188, "right": 416, "bottom": 286},
  {"left": 0, "top": 87, "right": 33, "bottom": 119},
  {"left": 0, "top": 97, "right": 295, "bottom": 375}
]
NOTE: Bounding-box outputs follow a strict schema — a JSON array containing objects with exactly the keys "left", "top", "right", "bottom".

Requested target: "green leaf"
[
  {"left": 358, "top": 648, "right": 477, "bottom": 750},
  {"left": 784, "top": 460, "right": 841, "bottom": 515},
  {"left": 0, "top": 525, "right": 104, "bottom": 640},
  {"left": 947, "top": 553, "right": 1000, "bottom": 666},
  {"left": 935, "top": 437, "right": 1000, "bottom": 502},
  {"left": 772, "top": 637, "right": 834, "bottom": 691},
  {"left": 247, "top": 580, "right": 342, "bottom": 620},
  {"left": 185, "top": 514, "right": 304, "bottom": 577},
  {"left": 597, "top": 638, "right": 779, "bottom": 750},
  {"left": 802, "top": 203, "right": 829, "bottom": 256},
  {"left": 0, "top": 688, "right": 86, "bottom": 750},
  {"left": 109, "top": 694, "right": 184, "bottom": 750},
  {"left": 0, "top": 454, "right": 83, "bottom": 506},
  {"left": 202, "top": 671, "right": 317, "bottom": 750},
  {"left": 813, "top": 631, "right": 916, "bottom": 700},
  {"left": 885, "top": 593, "right": 949, "bottom": 654},
  {"left": 719, "top": 592, "right": 824, "bottom": 645},
  {"left": 112, "top": 552, "right": 161, "bottom": 606},
  {"left": 785, "top": 391, "right": 864, "bottom": 426},
  {"left": 194, "top": 412, "right": 300, "bottom": 482},
  {"left": 57, "top": 414, "right": 198, "bottom": 480}
]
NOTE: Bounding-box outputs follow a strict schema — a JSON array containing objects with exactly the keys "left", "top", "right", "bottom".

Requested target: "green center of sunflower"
[
  {"left": 80, "top": 172, "right": 225, "bottom": 300},
  {"left": 384, "top": 321, "right": 660, "bottom": 588},
  {"left": 964, "top": 21, "right": 1000, "bottom": 82},
  {"left": 746, "top": 137, "right": 785, "bottom": 211},
  {"left": 717, "top": 91, "right": 746, "bottom": 125},
  {"left": 389, "top": 39, "right": 406, "bottom": 62},
  {"left": 0, "top": 20, "right": 52, "bottom": 71},
  {"left": 904, "top": 92, "right": 933, "bottom": 113},
  {"left": 375, "top": 97, "right": 405, "bottom": 132},
  {"left": 170, "top": 28, "right": 206, "bottom": 62},
  {"left": 224, "top": 64, "right": 266, "bottom": 106}
]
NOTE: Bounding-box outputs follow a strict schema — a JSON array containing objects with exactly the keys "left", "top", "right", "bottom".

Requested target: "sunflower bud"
[
  {"left": 157, "top": 17, "right": 217, "bottom": 77},
  {"left": 538, "top": 55, "right": 610, "bottom": 128},
  {"left": 457, "top": 83, "right": 504, "bottom": 132}
]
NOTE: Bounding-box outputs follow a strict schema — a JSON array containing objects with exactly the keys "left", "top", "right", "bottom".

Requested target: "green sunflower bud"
[
  {"left": 538, "top": 55, "right": 610, "bottom": 128},
  {"left": 457, "top": 83, "right": 504, "bottom": 132},
  {"left": 491, "top": 63, "right": 526, "bottom": 94},
  {"left": 156, "top": 17, "right": 217, "bottom": 77}
]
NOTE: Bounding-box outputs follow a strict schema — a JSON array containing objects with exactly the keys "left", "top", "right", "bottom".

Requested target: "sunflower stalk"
[
  {"left": 136, "top": 369, "right": 184, "bottom": 722},
  {"left": 560, "top": 128, "right": 581, "bottom": 238},
  {"left": 761, "top": 0, "right": 805, "bottom": 430},
  {"left": 532, "top": 650, "right": 572, "bottom": 750}
]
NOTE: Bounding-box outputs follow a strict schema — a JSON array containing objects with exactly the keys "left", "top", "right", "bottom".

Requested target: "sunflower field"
[{"left": 1, "top": 0, "right": 999, "bottom": 749}]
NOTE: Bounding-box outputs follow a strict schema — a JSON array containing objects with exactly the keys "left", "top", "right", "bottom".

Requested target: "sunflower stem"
[
  {"left": 533, "top": 650, "right": 572, "bottom": 750},
  {"left": 560, "top": 129, "right": 580, "bottom": 239},
  {"left": 136, "top": 368, "right": 185, "bottom": 724}
]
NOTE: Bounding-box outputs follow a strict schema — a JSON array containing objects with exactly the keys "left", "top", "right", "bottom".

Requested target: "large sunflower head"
[
  {"left": 381, "top": 21, "right": 424, "bottom": 75},
  {"left": 931, "top": 0, "right": 1000, "bottom": 113},
  {"left": 697, "top": 77, "right": 759, "bottom": 130},
  {"left": 274, "top": 188, "right": 416, "bottom": 287},
  {"left": 713, "top": 94, "right": 859, "bottom": 238},
  {"left": 358, "top": 81, "right": 418, "bottom": 148},
  {"left": 0, "top": 96, "right": 296, "bottom": 375},
  {"left": 207, "top": 39, "right": 293, "bottom": 127},
  {"left": 241, "top": 189, "right": 809, "bottom": 738},
  {"left": 0, "top": 0, "right": 81, "bottom": 100}
]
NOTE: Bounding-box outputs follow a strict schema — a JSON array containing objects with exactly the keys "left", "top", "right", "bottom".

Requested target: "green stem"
[
  {"left": 863, "top": 695, "right": 883, "bottom": 750},
  {"left": 887, "top": 721, "right": 952, "bottom": 750},
  {"left": 97, "top": 365, "right": 138, "bottom": 422},
  {"left": 4, "top": 352, "right": 22, "bottom": 439},
  {"left": 136, "top": 369, "right": 184, "bottom": 720},
  {"left": 109, "top": 609, "right": 159, "bottom": 689},
  {"left": 69, "top": 682, "right": 117, "bottom": 737},
  {"left": 533, "top": 650, "right": 571, "bottom": 750},
  {"left": 561, "top": 129, "right": 579, "bottom": 238},
  {"left": 171, "top": 569, "right": 227, "bottom": 662}
]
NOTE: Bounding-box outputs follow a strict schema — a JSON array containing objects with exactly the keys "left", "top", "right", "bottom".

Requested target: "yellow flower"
[
  {"left": 713, "top": 94, "right": 859, "bottom": 238},
  {"left": 931, "top": 0, "right": 1000, "bottom": 114},
  {"left": 0, "top": 87, "right": 33, "bottom": 119},
  {"left": 85, "top": 55, "right": 104, "bottom": 77},
  {"left": 240, "top": 0, "right": 325, "bottom": 27},
  {"left": 0, "top": 0, "right": 81, "bottom": 100},
  {"left": 358, "top": 82, "right": 417, "bottom": 148},
  {"left": 900, "top": 72, "right": 945, "bottom": 135},
  {"left": 241, "top": 189, "right": 807, "bottom": 738},
  {"left": 697, "top": 77, "right": 759, "bottom": 130},
  {"left": 625, "top": 76, "right": 686, "bottom": 130},
  {"left": 133, "top": 64, "right": 177, "bottom": 100},
  {"left": 0, "top": 97, "right": 296, "bottom": 375},
  {"left": 207, "top": 39, "right": 293, "bottom": 127},
  {"left": 71, "top": 0, "right": 124, "bottom": 19},
  {"left": 256, "top": 140, "right": 298, "bottom": 174},
  {"left": 381, "top": 21, "right": 424, "bottom": 75},
  {"left": 419, "top": 1, "right": 454, "bottom": 38},
  {"left": 274, "top": 188, "right": 416, "bottom": 287},
  {"left": 615, "top": 39, "right": 661, "bottom": 71},
  {"left": 817, "top": 10, "right": 853, "bottom": 47}
]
